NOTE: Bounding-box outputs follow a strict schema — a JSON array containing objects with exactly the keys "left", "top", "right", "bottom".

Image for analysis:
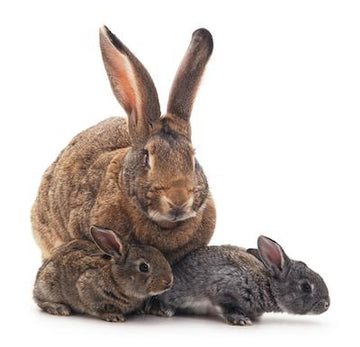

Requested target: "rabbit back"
[
  {"left": 33, "top": 240, "right": 105, "bottom": 311},
  {"left": 158, "top": 246, "right": 268, "bottom": 319},
  {"left": 31, "top": 117, "right": 131, "bottom": 258}
]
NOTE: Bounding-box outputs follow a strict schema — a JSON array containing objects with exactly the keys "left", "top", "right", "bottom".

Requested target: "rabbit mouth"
[
  {"left": 147, "top": 199, "right": 207, "bottom": 224},
  {"left": 308, "top": 299, "right": 330, "bottom": 314},
  {"left": 148, "top": 209, "right": 197, "bottom": 223},
  {"left": 148, "top": 288, "right": 170, "bottom": 296}
]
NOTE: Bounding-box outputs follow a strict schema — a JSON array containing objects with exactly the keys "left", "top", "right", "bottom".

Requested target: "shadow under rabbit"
[
  {"left": 33, "top": 305, "right": 328, "bottom": 329},
  {"left": 257, "top": 313, "right": 328, "bottom": 328},
  {"left": 150, "top": 313, "right": 324, "bottom": 327}
]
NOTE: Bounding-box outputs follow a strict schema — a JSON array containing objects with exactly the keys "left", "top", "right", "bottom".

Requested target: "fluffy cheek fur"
[
  {"left": 272, "top": 282, "right": 312, "bottom": 315},
  {"left": 121, "top": 273, "right": 170, "bottom": 298},
  {"left": 146, "top": 277, "right": 172, "bottom": 296},
  {"left": 111, "top": 265, "right": 149, "bottom": 299}
]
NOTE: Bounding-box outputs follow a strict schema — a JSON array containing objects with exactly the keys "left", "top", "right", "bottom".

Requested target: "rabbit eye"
[
  {"left": 143, "top": 149, "right": 150, "bottom": 168},
  {"left": 139, "top": 262, "right": 149, "bottom": 273},
  {"left": 301, "top": 282, "right": 312, "bottom": 293}
]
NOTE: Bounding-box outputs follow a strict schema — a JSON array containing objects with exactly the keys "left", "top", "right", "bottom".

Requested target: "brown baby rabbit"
[
  {"left": 32, "top": 26, "right": 216, "bottom": 263},
  {"left": 33, "top": 226, "right": 173, "bottom": 322}
]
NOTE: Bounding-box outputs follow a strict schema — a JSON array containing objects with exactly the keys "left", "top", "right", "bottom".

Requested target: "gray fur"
[
  {"left": 151, "top": 236, "right": 330, "bottom": 325},
  {"left": 34, "top": 227, "right": 173, "bottom": 322}
]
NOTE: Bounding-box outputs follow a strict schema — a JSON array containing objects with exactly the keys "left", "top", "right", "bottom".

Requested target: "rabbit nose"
[
  {"left": 314, "top": 298, "right": 330, "bottom": 313},
  {"left": 323, "top": 299, "right": 330, "bottom": 311},
  {"left": 169, "top": 205, "right": 185, "bottom": 218},
  {"left": 162, "top": 278, "right": 173, "bottom": 290}
]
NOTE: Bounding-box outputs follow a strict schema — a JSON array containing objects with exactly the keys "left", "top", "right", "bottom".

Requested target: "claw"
[
  {"left": 224, "top": 314, "right": 253, "bottom": 326},
  {"left": 101, "top": 313, "right": 126, "bottom": 322}
]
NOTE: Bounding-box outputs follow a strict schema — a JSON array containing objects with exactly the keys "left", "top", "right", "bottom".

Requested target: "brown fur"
[
  {"left": 33, "top": 227, "right": 173, "bottom": 322},
  {"left": 31, "top": 27, "right": 216, "bottom": 263}
]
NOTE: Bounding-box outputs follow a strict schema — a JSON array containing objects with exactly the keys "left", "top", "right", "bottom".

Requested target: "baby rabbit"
[
  {"left": 34, "top": 226, "right": 173, "bottom": 322},
  {"left": 151, "top": 236, "right": 329, "bottom": 325}
]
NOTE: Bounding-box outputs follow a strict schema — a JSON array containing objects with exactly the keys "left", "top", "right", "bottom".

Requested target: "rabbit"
[
  {"left": 31, "top": 26, "right": 216, "bottom": 264},
  {"left": 148, "top": 236, "right": 330, "bottom": 325},
  {"left": 33, "top": 226, "right": 173, "bottom": 322}
]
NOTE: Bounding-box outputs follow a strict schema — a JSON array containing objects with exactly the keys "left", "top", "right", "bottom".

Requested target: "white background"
[{"left": 1, "top": 0, "right": 359, "bottom": 345}]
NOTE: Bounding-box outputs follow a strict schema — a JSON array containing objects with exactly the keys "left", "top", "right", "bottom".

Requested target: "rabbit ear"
[
  {"left": 246, "top": 248, "right": 262, "bottom": 262},
  {"left": 99, "top": 26, "right": 161, "bottom": 145},
  {"left": 257, "top": 236, "right": 290, "bottom": 276},
  {"left": 90, "top": 226, "right": 124, "bottom": 258},
  {"left": 167, "top": 28, "right": 213, "bottom": 122}
]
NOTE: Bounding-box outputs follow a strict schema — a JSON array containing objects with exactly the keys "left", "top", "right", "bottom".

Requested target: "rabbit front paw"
[
  {"left": 223, "top": 313, "right": 252, "bottom": 326},
  {"left": 144, "top": 297, "right": 175, "bottom": 317},
  {"left": 153, "top": 304, "right": 175, "bottom": 317},
  {"left": 100, "top": 312, "right": 126, "bottom": 322}
]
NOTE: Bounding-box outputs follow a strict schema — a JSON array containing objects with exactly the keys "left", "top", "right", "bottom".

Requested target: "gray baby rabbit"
[
  {"left": 33, "top": 226, "right": 173, "bottom": 322},
  {"left": 150, "top": 236, "right": 329, "bottom": 325}
]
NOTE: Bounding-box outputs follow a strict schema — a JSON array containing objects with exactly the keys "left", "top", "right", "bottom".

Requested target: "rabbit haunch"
[
  {"left": 153, "top": 236, "right": 330, "bottom": 325},
  {"left": 31, "top": 27, "right": 216, "bottom": 264}
]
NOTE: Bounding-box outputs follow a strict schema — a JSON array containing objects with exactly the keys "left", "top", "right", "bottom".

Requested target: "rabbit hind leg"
[{"left": 37, "top": 301, "right": 72, "bottom": 316}]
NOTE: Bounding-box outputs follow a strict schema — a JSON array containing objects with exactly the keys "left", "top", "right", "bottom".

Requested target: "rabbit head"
[
  {"left": 257, "top": 236, "right": 330, "bottom": 315},
  {"left": 90, "top": 226, "right": 173, "bottom": 298},
  {"left": 99, "top": 26, "right": 213, "bottom": 225}
]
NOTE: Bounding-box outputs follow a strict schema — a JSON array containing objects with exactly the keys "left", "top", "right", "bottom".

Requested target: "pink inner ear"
[
  {"left": 264, "top": 247, "right": 283, "bottom": 269},
  {"left": 91, "top": 228, "right": 123, "bottom": 255},
  {"left": 259, "top": 237, "right": 284, "bottom": 269},
  {"left": 107, "top": 50, "right": 138, "bottom": 115},
  {"left": 101, "top": 230, "right": 122, "bottom": 253},
  {"left": 100, "top": 32, "right": 140, "bottom": 117}
]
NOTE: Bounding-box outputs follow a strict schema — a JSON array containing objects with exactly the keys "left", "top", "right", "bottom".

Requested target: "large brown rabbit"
[{"left": 32, "top": 26, "right": 216, "bottom": 263}]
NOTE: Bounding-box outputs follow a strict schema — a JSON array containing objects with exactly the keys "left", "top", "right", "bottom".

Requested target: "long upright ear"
[
  {"left": 167, "top": 28, "right": 213, "bottom": 122},
  {"left": 99, "top": 26, "right": 161, "bottom": 145},
  {"left": 90, "top": 226, "right": 124, "bottom": 258},
  {"left": 257, "top": 236, "right": 290, "bottom": 277}
]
